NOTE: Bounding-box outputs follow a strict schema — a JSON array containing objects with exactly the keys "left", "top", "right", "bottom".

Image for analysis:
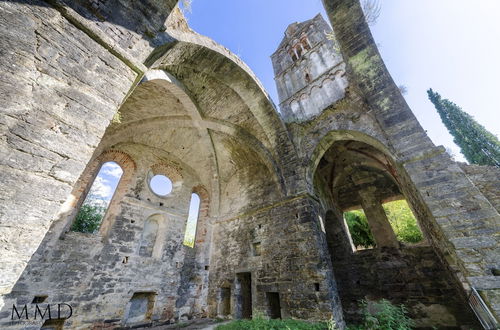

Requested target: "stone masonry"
[{"left": 0, "top": 0, "right": 498, "bottom": 329}]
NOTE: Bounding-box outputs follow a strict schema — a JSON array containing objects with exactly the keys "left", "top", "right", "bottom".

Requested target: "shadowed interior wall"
[{"left": 0, "top": 0, "right": 177, "bottom": 300}]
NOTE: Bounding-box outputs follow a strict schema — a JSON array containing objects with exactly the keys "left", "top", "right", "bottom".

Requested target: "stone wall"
[
  {"left": 0, "top": 145, "right": 210, "bottom": 329},
  {"left": 332, "top": 245, "right": 478, "bottom": 328},
  {"left": 0, "top": 0, "right": 163, "bottom": 298},
  {"left": 208, "top": 195, "right": 344, "bottom": 324},
  {"left": 1, "top": 0, "right": 499, "bottom": 328},
  {"left": 461, "top": 164, "right": 500, "bottom": 213},
  {"left": 322, "top": 0, "right": 500, "bottom": 322}
]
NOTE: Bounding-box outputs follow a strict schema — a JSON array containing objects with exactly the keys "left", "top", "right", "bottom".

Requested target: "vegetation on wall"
[
  {"left": 344, "top": 200, "right": 423, "bottom": 248},
  {"left": 347, "top": 299, "right": 414, "bottom": 330},
  {"left": 427, "top": 89, "right": 500, "bottom": 167},
  {"left": 344, "top": 210, "right": 375, "bottom": 248}
]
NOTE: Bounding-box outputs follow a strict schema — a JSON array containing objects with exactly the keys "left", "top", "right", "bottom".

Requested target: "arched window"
[
  {"left": 302, "top": 38, "right": 311, "bottom": 50},
  {"left": 295, "top": 45, "right": 303, "bottom": 58},
  {"left": 138, "top": 218, "right": 159, "bottom": 257},
  {"left": 183, "top": 193, "right": 200, "bottom": 248},
  {"left": 305, "top": 72, "right": 311, "bottom": 83},
  {"left": 72, "top": 161, "right": 123, "bottom": 233}
]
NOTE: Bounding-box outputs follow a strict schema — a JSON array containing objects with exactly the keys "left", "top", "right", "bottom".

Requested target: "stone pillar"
[{"left": 358, "top": 188, "right": 398, "bottom": 248}]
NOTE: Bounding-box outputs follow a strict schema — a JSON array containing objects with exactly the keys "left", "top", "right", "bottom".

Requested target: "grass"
[{"left": 216, "top": 318, "right": 329, "bottom": 330}]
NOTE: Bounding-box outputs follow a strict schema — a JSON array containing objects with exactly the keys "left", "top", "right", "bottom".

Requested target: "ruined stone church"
[{"left": 0, "top": 1, "right": 499, "bottom": 329}]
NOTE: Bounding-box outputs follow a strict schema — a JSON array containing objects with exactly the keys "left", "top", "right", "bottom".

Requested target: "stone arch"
[
  {"left": 309, "top": 129, "right": 395, "bottom": 184},
  {"left": 147, "top": 40, "right": 299, "bottom": 195},
  {"left": 310, "top": 132, "right": 432, "bottom": 248}
]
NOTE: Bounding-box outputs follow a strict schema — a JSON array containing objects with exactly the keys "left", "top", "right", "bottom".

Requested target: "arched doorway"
[{"left": 314, "top": 138, "right": 476, "bottom": 327}]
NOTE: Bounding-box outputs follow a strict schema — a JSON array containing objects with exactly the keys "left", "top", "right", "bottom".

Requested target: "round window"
[{"left": 149, "top": 175, "right": 173, "bottom": 196}]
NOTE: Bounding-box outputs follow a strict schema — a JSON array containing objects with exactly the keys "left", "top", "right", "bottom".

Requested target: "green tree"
[
  {"left": 344, "top": 210, "right": 375, "bottom": 248},
  {"left": 383, "top": 200, "right": 423, "bottom": 244},
  {"left": 345, "top": 200, "right": 423, "bottom": 247},
  {"left": 71, "top": 195, "right": 106, "bottom": 234},
  {"left": 427, "top": 89, "right": 500, "bottom": 166}
]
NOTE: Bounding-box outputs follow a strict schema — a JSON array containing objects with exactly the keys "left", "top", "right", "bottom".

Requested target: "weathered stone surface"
[
  {"left": 0, "top": 0, "right": 498, "bottom": 329},
  {"left": 0, "top": 0, "right": 137, "bottom": 298}
]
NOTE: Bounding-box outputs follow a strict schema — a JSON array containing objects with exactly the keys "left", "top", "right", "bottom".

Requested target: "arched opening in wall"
[
  {"left": 313, "top": 137, "right": 463, "bottom": 325},
  {"left": 382, "top": 199, "right": 423, "bottom": 245},
  {"left": 295, "top": 45, "right": 303, "bottom": 58},
  {"left": 314, "top": 139, "right": 426, "bottom": 249},
  {"left": 343, "top": 200, "right": 424, "bottom": 251},
  {"left": 302, "top": 38, "right": 311, "bottom": 51},
  {"left": 183, "top": 193, "right": 200, "bottom": 248},
  {"left": 218, "top": 285, "right": 231, "bottom": 317},
  {"left": 138, "top": 217, "right": 159, "bottom": 257},
  {"left": 305, "top": 72, "right": 311, "bottom": 83},
  {"left": 124, "top": 292, "right": 156, "bottom": 324},
  {"left": 71, "top": 161, "right": 123, "bottom": 234},
  {"left": 343, "top": 208, "right": 375, "bottom": 251}
]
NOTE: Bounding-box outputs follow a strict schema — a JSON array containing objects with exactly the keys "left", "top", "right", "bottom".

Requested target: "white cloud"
[
  {"left": 101, "top": 162, "right": 123, "bottom": 179},
  {"left": 88, "top": 176, "right": 113, "bottom": 201}
]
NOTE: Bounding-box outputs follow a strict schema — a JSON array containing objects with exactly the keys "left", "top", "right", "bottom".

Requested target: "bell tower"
[{"left": 271, "top": 14, "right": 348, "bottom": 122}]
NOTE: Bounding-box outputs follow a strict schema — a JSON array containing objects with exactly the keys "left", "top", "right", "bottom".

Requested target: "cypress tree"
[{"left": 427, "top": 89, "right": 500, "bottom": 167}]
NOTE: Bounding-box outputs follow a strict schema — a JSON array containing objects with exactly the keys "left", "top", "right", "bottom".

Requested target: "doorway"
[
  {"left": 266, "top": 292, "right": 281, "bottom": 319},
  {"left": 236, "top": 272, "right": 252, "bottom": 319},
  {"left": 219, "top": 287, "right": 231, "bottom": 316}
]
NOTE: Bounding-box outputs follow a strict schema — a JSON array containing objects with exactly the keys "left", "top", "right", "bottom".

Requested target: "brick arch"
[
  {"left": 150, "top": 161, "right": 183, "bottom": 183},
  {"left": 67, "top": 149, "right": 137, "bottom": 238}
]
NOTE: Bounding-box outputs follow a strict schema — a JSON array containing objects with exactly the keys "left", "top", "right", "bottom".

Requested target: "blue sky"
[
  {"left": 84, "top": 161, "right": 123, "bottom": 206},
  {"left": 184, "top": 0, "right": 500, "bottom": 162}
]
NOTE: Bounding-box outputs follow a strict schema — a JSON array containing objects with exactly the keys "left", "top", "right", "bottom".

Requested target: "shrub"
[
  {"left": 347, "top": 299, "right": 414, "bottom": 330},
  {"left": 345, "top": 200, "right": 424, "bottom": 248}
]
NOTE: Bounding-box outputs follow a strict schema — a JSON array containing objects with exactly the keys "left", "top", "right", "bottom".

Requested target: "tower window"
[
  {"left": 296, "top": 46, "right": 303, "bottom": 58},
  {"left": 302, "top": 38, "right": 311, "bottom": 50}
]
